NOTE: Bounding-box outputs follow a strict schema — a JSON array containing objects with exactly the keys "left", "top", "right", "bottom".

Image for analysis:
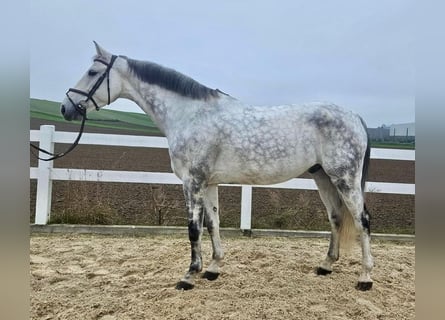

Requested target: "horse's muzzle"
[{"left": 60, "top": 103, "right": 83, "bottom": 121}]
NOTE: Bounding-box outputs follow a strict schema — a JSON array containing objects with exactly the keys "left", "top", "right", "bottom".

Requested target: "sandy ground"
[{"left": 30, "top": 234, "right": 414, "bottom": 320}]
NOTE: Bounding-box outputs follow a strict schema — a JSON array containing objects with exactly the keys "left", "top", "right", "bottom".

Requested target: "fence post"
[
  {"left": 34, "top": 125, "right": 55, "bottom": 225},
  {"left": 240, "top": 185, "right": 252, "bottom": 231}
]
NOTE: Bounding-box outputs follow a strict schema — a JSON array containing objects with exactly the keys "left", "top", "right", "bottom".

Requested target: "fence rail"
[{"left": 30, "top": 125, "right": 415, "bottom": 228}]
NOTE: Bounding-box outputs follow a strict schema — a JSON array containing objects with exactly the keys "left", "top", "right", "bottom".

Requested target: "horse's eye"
[{"left": 88, "top": 70, "right": 98, "bottom": 77}]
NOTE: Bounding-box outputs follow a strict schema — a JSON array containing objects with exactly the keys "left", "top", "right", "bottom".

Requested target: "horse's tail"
[
  {"left": 360, "top": 117, "right": 371, "bottom": 194},
  {"left": 338, "top": 116, "right": 370, "bottom": 249},
  {"left": 338, "top": 204, "right": 357, "bottom": 250}
]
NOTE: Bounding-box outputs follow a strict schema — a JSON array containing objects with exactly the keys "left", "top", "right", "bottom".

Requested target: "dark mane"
[{"left": 123, "top": 56, "right": 222, "bottom": 100}]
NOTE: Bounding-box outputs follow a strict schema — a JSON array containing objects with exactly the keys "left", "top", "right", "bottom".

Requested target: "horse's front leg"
[
  {"left": 202, "top": 184, "right": 224, "bottom": 281},
  {"left": 176, "top": 179, "right": 205, "bottom": 290}
]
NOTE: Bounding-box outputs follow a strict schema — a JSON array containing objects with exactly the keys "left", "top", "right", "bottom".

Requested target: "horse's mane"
[{"left": 122, "top": 56, "right": 221, "bottom": 100}]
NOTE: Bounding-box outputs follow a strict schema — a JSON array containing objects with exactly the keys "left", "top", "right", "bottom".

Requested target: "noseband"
[
  {"left": 66, "top": 54, "right": 118, "bottom": 115},
  {"left": 30, "top": 55, "right": 118, "bottom": 161}
]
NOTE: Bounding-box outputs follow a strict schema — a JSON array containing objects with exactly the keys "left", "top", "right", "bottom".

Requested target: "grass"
[
  {"left": 371, "top": 141, "right": 415, "bottom": 150},
  {"left": 31, "top": 98, "right": 162, "bottom": 135}
]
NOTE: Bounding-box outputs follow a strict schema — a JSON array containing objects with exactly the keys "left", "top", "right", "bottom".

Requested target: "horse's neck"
[{"left": 121, "top": 75, "right": 206, "bottom": 137}]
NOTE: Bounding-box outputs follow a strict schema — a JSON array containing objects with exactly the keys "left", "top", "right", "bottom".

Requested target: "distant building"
[
  {"left": 389, "top": 123, "right": 415, "bottom": 138},
  {"left": 367, "top": 126, "right": 390, "bottom": 141},
  {"left": 367, "top": 122, "right": 415, "bottom": 142}
]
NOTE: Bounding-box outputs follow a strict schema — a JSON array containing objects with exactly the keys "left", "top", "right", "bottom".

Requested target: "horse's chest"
[{"left": 168, "top": 137, "right": 217, "bottom": 178}]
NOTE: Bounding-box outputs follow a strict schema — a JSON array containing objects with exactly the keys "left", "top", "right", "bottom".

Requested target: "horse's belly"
[
  {"left": 211, "top": 172, "right": 297, "bottom": 185},
  {"left": 210, "top": 156, "right": 312, "bottom": 185}
]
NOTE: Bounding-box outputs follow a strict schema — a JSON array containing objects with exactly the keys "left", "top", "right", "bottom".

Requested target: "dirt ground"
[{"left": 30, "top": 234, "right": 415, "bottom": 320}]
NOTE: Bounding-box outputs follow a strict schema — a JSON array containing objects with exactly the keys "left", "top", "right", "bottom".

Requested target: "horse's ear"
[{"left": 93, "top": 41, "right": 112, "bottom": 58}]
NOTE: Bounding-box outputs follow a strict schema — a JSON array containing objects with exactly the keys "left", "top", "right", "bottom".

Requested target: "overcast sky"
[{"left": 30, "top": 0, "right": 414, "bottom": 128}]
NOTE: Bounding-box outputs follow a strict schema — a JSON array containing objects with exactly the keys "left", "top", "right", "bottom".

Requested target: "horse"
[{"left": 61, "top": 42, "right": 374, "bottom": 291}]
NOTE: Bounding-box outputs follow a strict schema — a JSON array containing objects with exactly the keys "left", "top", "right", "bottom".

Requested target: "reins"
[
  {"left": 30, "top": 113, "right": 87, "bottom": 161},
  {"left": 30, "top": 55, "right": 118, "bottom": 161}
]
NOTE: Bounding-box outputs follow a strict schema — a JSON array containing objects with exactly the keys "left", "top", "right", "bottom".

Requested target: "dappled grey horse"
[{"left": 61, "top": 42, "right": 374, "bottom": 291}]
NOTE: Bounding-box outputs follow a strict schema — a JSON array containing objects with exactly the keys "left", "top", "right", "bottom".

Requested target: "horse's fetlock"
[
  {"left": 189, "top": 261, "right": 202, "bottom": 273},
  {"left": 328, "top": 252, "right": 339, "bottom": 262}
]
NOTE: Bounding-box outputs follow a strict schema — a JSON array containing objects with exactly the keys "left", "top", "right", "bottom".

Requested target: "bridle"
[
  {"left": 66, "top": 55, "right": 118, "bottom": 114},
  {"left": 30, "top": 55, "right": 118, "bottom": 161}
]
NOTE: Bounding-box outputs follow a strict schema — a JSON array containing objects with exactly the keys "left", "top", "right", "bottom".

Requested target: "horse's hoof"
[
  {"left": 202, "top": 271, "right": 220, "bottom": 281},
  {"left": 356, "top": 281, "right": 373, "bottom": 291},
  {"left": 175, "top": 281, "right": 194, "bottom": 290},
  {"left": 316, "top": 267, "right": 332, "bottom": 276}
]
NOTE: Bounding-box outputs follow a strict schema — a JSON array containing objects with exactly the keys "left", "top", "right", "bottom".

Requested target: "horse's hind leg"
[
  {"left": 334, "top": 178, "right": 374, "bottom": 291},
  {"left": 202, "top": 184, "right": 224, "bottom": 281},
  {"left": 311, "top": 167, "right": 343, "bottom": 275}
]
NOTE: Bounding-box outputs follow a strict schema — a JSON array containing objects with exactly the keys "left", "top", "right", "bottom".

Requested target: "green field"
[
  {"left": 31, "top": 98, "right": 162, "bottom": 135},
  {"left": 370, "top": 141, "right": 415, "bottom": 150}
]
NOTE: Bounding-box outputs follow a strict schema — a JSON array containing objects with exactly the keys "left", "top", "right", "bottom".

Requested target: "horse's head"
[{"left": 61, "top": 42, "right": 122, "bottom": 120}]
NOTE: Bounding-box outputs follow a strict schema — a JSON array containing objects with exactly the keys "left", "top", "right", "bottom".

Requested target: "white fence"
[{"left": 30, "top": 125, "right": 415, "bottom": 228}]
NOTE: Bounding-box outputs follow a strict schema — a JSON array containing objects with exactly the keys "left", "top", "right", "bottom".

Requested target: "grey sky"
[{"left": 30, "top": 0, "right": 414, "bottom": 128}]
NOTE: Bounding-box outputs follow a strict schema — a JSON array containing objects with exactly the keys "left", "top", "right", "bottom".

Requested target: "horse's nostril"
[{"left": 61, "top": 105, "right": 66, "bottom": 115}]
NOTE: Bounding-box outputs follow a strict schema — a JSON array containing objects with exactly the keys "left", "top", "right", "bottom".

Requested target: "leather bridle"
[
  {"left": 66, "top": 55, "right": 118, "bottom": 114},
  {"left": 30, "top": 55, "right": 118, "bottom": 161}
]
